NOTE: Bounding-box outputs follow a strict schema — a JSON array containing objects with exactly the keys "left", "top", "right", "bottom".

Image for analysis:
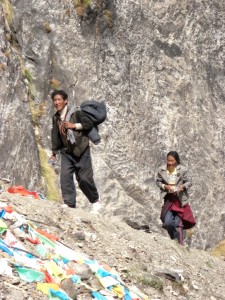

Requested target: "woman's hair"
[
  {"left": 51, "top": 90, "right": 68, "bottom": 100},
  {"left": 167, "top": 151, "right": 180, "bottom": 164}
]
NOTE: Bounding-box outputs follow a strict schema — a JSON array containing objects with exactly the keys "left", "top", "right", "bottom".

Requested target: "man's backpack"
[{"left": 80, "top": 100, "right": 107, "bottom": 145}]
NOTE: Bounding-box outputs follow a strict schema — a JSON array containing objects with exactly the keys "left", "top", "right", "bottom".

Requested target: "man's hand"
[
  {"left": 64, "top": 121, "right": 76, "bottom": 129},
  {"left": 48, "top": 155, "right": 56, "bottom": 166}
]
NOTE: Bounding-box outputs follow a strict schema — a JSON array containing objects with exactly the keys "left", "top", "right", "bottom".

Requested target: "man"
[{"left": 49, "top": 90, "right": 101, "bottom": 213}]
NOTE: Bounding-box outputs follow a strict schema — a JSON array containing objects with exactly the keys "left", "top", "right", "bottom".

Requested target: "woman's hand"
[
  {"left": 179, "top": 185, "right": 185, "bottom": 192},
  {"left": 164, "top": 185, "right": 174, "bottom": 192}
]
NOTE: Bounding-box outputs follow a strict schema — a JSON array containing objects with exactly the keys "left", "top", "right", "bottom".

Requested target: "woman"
[{"left": 156, "top": 151, "right": 195, "bottom": 245}]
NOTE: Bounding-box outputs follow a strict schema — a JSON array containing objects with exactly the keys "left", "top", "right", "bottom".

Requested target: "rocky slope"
[
  {"left": 1, "top": 0, "right": 225, "bottom": 251},
  {"left": 1, "top": 191, "right": 225, "bottom": 300}
]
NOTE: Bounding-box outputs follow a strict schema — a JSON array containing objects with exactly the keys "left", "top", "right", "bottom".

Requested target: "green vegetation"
[
  {"left": 22, "top": 70, "right": 59, "bottom": 201},
  {"left": 72, "top": 0, "right": 114, "bottom": 34},
  {"left": 22, "top": 71, "right": 59, "bottom": 201},
  {"left": 23, "top": 68, "right": 36, "bottom": 97},
  {"left": 73, "top": 0, "right": 92, "bottom": 8},
  {"left": 73, "top": 0, "right": 92, "bottom": 7},
  {"left": 2, "top": 0, "right": 14, "bottom": 25},
  {"left": 30, "top": 102, "right": 45, "bottom": 125},
  {"left": 73, "top": 0, "right": 92, "bottom": 16},
  {"left": 50, "top": 79, "right": 61, "bottom": 90},
  {"left": 171, "top": 281, "right": 187, "bottom": 296},
  {"left": 139, "top": 276, "right": 163, "bottom": 292},
  {"left": 23, "top": 68, "right": 45, "bottom": 126},
  {"left": 103, "top": 9, "right": 113, "bottom": 27},
  {"left": 124, "top": 268, "right": 164, "bottom": 293},
  {"left": 211, "top": 240, "right": 225, "bottom": 257},
  {"left": 38, "top": 146, "right": 61, "bottom": 201},
  {"left": 0, "top": 63, "right": 6, "bottom": 71},
  {"left": 24, "top": 69, "right": 33, "bottom": 83},
  {"left": 206, "top": 260, "right": 214, "bottom": 268},
  {"left": 3, "top": 50, "right": 11, "bottom": 58},
  {"left": 44, "top": 22, "right": 52, "bottom": 33}
]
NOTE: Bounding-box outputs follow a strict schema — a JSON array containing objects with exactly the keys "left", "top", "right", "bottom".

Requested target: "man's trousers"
[{"left": 60, "top": 147, "right": 99, "bottom": 208}]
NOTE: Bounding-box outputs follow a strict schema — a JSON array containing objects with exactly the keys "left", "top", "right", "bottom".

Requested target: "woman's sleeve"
[
  {"left": 156, "top": 169, "right": 165, "bottom": 190},
  {"left": 182, "top": 168, "right": 192, "bottom": 190}
]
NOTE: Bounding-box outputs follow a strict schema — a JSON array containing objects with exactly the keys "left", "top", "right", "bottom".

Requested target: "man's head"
[{"left": 51, "top": 90, "right": 68, "bottom": 112}]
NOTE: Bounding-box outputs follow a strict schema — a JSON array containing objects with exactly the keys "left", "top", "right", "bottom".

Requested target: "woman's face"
[{"left": 167, "top": 155, "right": 177, "bottom": 169}]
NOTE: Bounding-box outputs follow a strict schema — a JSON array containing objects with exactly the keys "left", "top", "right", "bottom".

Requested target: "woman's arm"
[
  {"left": 156, "top": 168, "right": 178, "bottom": 193},
  {"left": 180, "top": 168, "right": 192, "bottom": 191},
  {"left": 156, "top": 170, "right": 166, "bottom": 190}
]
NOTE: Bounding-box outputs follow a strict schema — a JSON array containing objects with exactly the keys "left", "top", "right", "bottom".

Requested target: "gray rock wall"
[
  {"left": 1, "top": 0, "right": 225, "bottom": 249},
  {"left": 0, "top": 3, "right": 40, "bottom": 189}
]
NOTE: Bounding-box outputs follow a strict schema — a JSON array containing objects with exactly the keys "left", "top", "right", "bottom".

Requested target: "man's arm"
[{"left": 49, "top": 116, "right": 61, "bottom": 162}]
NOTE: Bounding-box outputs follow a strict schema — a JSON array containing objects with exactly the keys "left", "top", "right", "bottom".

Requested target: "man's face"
[{"left": 53, "top": 94, "right": 67, "bottom": 112}]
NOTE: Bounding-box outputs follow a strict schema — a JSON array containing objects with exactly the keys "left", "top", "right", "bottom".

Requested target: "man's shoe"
[
  {"left": 61, "top": 203, "right": 76, "bottom": 209},
  {"left": 61, "top": 204, "right": 69, "bottom": 208},
  {"left": 90, "top": 201, "right": 101, "bottom": 214}
]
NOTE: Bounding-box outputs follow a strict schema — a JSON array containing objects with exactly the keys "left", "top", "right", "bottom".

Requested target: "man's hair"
[{"left": 51, "top": 90, "right": 68, "bottom": 100}]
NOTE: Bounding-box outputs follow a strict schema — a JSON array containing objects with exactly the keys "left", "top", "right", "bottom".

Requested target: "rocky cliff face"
[
  {"left": 0, "top": 1, "right": 40, "bottom": 188},
  {"left": 1, "top": 0, "right": 225, "bottom": 249}
]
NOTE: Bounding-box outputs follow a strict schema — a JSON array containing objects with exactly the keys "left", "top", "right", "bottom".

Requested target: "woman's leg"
[
  {"left": 164, "top": 210, "right": 176, "bottom": 240},
  {"left": 174, "top": 215, "right": 184, "bottom": 245}
]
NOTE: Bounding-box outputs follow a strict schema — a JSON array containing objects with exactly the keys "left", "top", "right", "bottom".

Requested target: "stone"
[
  {"left": 60, "top": 278, "right": 78, "bottom": 300},
  {"left": 73, "top": 231, "right": 86, "bottom": 241}
]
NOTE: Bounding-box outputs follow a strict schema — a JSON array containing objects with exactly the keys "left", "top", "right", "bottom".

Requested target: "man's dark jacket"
[{"left": 51, "top": 108, "right": 93, "bottom": 157}]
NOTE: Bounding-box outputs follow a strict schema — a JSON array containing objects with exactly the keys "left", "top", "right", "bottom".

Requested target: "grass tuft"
[
  {"left": 24, "top": 68, "right": 36, "bottom": 97},
  {"left": 50, "top": 79, "right": 61, "bottom": 90},
  {"left": 38, "top": 146, "right": 61, "bottom": 201},
  {"left": 0, "top": 63, "right": 6, "bottom": 71},
  {"left": 72, "top": 0, "right": 92, "bottom": 16},
  {"left": 2, "top": 0, "right": 14, "bottom": 25},
  {"left": 139, "top": 277, "right": 164, "bottom": 292},
  {"left": 30, "top": 102, "right": 46, "bottom": 125},
  {"left": 211, "top": 240, "right": 225, "bottom": 257},
  {"left": 103, "top": 9, "right": 113, "bottom": 27},
  {"left": 44, "top": 22, "right": 52, "bottom": 33}
]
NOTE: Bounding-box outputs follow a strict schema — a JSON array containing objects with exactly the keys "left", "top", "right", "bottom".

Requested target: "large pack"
[{"left": 80, "top": 100, "right": 107, "bottom": 145}]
